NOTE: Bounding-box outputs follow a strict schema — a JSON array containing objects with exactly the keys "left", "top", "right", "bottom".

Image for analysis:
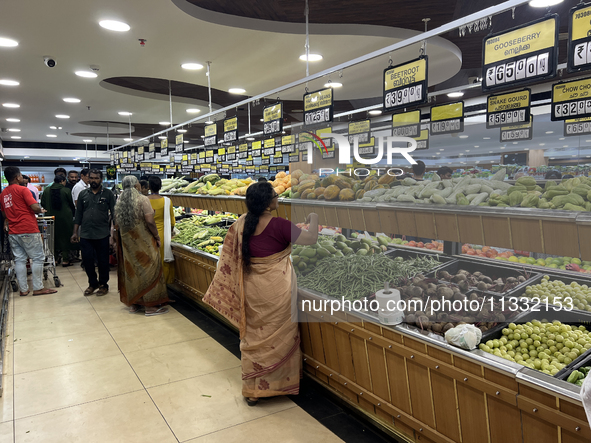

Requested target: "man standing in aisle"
[
  {"left": 71, "top": 169, "right": 115, "bottom": 296},
  {"left": 21, "top": 175, "right": 39, "bottom": 202},
  {"left": 1, "top": 167, "right": 57, "bottom": 296},
  {"left": 66, "top": 170, "right": 79, "bottom": 191},
  {"left": 72, "top": 168, "right": 90, "bottom": 206}
]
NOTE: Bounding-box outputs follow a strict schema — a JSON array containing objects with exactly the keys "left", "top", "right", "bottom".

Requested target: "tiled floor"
[{"left": 1, "top": 265, "right": 346, "bottom": 443}]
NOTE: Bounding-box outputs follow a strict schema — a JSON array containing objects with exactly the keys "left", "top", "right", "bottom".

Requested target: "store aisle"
[{"left": 0, "top": 265, "right": 345, "bottom": 443}]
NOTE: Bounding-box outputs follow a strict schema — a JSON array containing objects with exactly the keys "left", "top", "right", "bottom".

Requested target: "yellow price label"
[
  {"left": 431, "top": 102, "right": 463, "bottom": 121},
  {"left": 281, "top": 135, "right": 295, "bottom": 145},
  {"left": 487, "top": 90, "right": 530, "bottom": 113},
  {"left": 384, "top": 59, "right": 426, "bottom": 91},
  {"left": 264, "top": 104, "right": 282, "bottom": 122},
  {"left": 264, "top": 138, "right": 275, "bottom": 148},
  {"left": 176, "top": 134, "right": 183, "bottom": 145},
  {"left": 239, "top": 143, "right": 248, "bottom": 152},
  {"left": 553, "top": 78, "right": 591, "bottom": 103},
  {"left": 572, "top": 6, "right": 591, "bottom": 41},
  {"left": 393, "top": 110, "right": 421, "bottom": 126},
  {"left": 304, "top": 88, "right": 333, "bottom": 112},
  {"left": 205, "top": 123, "right": 217, "bottom": 136},
  {"left": 348, "top": 120, "right": 370, "bottom": 135}
]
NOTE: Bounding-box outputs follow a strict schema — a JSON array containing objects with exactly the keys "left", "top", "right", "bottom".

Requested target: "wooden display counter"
[{"left": 170, "top": 243, "right": 591, "bottom": 443}]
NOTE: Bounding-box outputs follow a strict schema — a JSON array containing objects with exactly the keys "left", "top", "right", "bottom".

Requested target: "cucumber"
[
  {"left": 335, "top": 234, "right": 346, "bottom": 242},
  {"left": 324, "top": 245, "right": 337, "bottom": 254},
  {"left": 377, "top": 236, "right": 389, "bottom": 247},
  {"left": 360, "top": 238, "right": 373, "bottom": 247},
  {"left": 301, "top": 248, "right": 317, "bottom": 258},
  {"left": 316, "top": 247, "right": 331, "bottom": 258},
  {"left": 336, "top": 242, "right": 348, "bottom": 250},
  {"left": 356, "top": 249, "right": 368, "bottom": 256},
  {"left": 342, "top": 247, "right": 354, "bottom": 255}
]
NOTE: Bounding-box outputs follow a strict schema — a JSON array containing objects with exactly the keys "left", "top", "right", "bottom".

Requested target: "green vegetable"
[{"left": 567, "top": 370, "right": 582, "bottom": 384}]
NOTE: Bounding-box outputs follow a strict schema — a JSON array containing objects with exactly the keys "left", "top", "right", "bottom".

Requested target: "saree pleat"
[
  {"left": 117, "top": 219, "right": 168, "bottom": 307},
  {"left": 203, "top": 215, "right": 301, "bottom": 397}
]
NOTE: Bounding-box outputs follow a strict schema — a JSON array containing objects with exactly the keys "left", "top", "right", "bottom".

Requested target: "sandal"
[
  {"left": 145, "top": 307, "right": 169, "bottom": 317},
  {"left": 245, "top": 397, "right": 259, "bottom": 406},
  {"left": 33, "top": 288, "right": 58, "bottom": 296},
  {"left": 19, "top": 291, "right": 30, "bottom": 297},
  {"left": 129, "top": 304, "right": 141, "bottom": 314},
  {"left": 62, "top": 262, "right": 73, "bottom": 267}
]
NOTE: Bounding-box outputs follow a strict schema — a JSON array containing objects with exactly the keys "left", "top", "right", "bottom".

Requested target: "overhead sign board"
[
  {"left": 383, "top": 57, "right": 428, "bottom": 113},
  {"left": 430, "top": 101, "right": 464, "bottom": 135},
  {"left": 303, "top": 88, "right": 333, "bottom": 126},
  {"left": 223, "top": 117, "right": 238, "bottom": 143},
  {"left": 392, "top": 110, "right": 421, "bottom": 137},
  {"left": 486, "top": 89, "right": 531, "bottom": 128},
  {"left": 551, "top": 77, "right": 591, "bottom": 121},
  {"left": 263, "top": 103, "right": 283, "bottom": 135},
  {"left": 568, "top": 3, "right": 591, "bottom": 72}
]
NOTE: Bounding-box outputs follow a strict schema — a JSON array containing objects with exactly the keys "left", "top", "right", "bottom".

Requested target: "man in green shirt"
[{"left": 71, "top": 169, "right": 116, "bottom": 296}]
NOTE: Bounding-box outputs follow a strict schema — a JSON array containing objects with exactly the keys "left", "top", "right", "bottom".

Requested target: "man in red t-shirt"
[{"left": 1, "top": 167, "right": 57, "bottom": 296}]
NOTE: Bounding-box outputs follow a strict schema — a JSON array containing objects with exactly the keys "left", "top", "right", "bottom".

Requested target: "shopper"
[
  {"left": 72, "top": 168, "right": 90, "bottom": 205},
  {"left": 257, "top": 177, "right": 267, "bottom": 182},
  {"left": 545, "top": 170, "right": 562, "bottom": 180},
  {"left": 114, "top": 176, "right": 169, "bottom": 316},
  {"left": 140, "top": 180, "right": 150, "bottom": 196},
  {"left": 71, "top": 169, "right": 115, "bottom": 296},
  {"left": 203, "top": 182, "right": 319, "bottom": 406},
  {"left": 21, "top": 175, "right": 39, "bottom": 202},
  {"left": 147, "top": 176, "right": 175, "bottom": 284},
  {"left": 54, "top": 167, "right": 67, "bottom": 178},
  {"left": 1, "top": 166, "right": 57, "bottom": 296},
  {"left": 66, "top": 170, "right": 79, "bottom": 190},
  {"left": 41, "top": 175, "right": 75, "bottom": 267},
  {"left": 412, "top": 160, "right": 426, "bottom": 181},
  {"left": 437, "top": 166, "right": 453, "bottom": 180}
]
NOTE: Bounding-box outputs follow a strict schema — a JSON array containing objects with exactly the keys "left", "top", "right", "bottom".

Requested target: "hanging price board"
[
  {"left": 190, "top": 153, "right": 198, "bottom": 165},
  {"left": 551, "top": 77, "right": 591, "bottom": 121},
  {"left": 193, "top": 164, "right": 201, "bottom": 173},
  {"left": 223, "top": 116, "right": 238, "bottom": 143},
  {"left": 430, "top": 102, "right": 464, "bottom": 135},
  {"left": 238, "top": 143, "right": 249, "bottom": 159},
  {"left": 245, "top": 166, "right": 255, "bottom": 174},
  {"left": 281, "top": 135, "right": 296, "bottom": 154},
  {"left": 303, "top": 88, "right": 333, "bottom": 126},
  {"left": 205, "top": 149, "right": 214, "bottom": 163},
  {"left": 316, "top": 127, "right": 335, "bottom": 159},
  {"left": 289, "top": 147, "right": 300, "bottom": 163},
  {"left": 348, "top": 120, "right": 371, "bottom": 144},
  {"left": 564, "top": 116, "right": 591, "bottom": 136},
  {"left": 175, "top": 134, "right": 183, "bottom": 153},
  {"left": 500, "top": 116, "right": 534, "bottom": 141},
  {"left": 261, "top": 151, "right": 270, "bottom": 165},
  {"left": 198, "top": 151, "right": 206, "bottom": 164},
  {"left": 263, "top": 103, "right": 283, "bottom": 135},
  {"left": 358, "top": 137, "right": 376, "bottom": 156},
  {"left": 259, "top": 165, "right": 269, "bottom": 174},
  {"left": 251, "top": 140, "right": 262, "bottom": 157},
  {"left": 200, "top": 164, "right": 211, "bottom": 173},
  {"left": 392, "top": 110, "right": 421, "bottom": 137},
  {"left": 486, "top": 89, "right": 531, "bottom": 128},
  {"left": 226, "top": 146, "right": 237, "bottom": 161},
  {"left": 130, "top": 147, "right": 136, "bottom": 163},
  {"left": 204, "top": 123, "right": 217, "bottom": 147},
  {"left": 136, "top": 146, "right": 144, "bottom": 161},
  {"left": 161, "top": 138, "right": 169, "bottom": 157},
  {"left": 383, "top": 57, "right": 428, "bottom": 113},
  {"left": 413, "top": 129, "right": 429, "bottom": 150},
  {"left": 482, "top": 15, "right": 558, "bottom": 92},
  {"left": 147, "top": 143, "right": 156, "bottom": 160},
  {"left": 245, "top": 155, "right": 254, "bottom": 166},
  {"left": 273, "top": 154, "right": 284, "bottom": 165},
  {"left": 568, "top": 3, "right": 591, "bottom": 72},
  {"left": 217, "top": 147, "right": 226, "bottom": 162},
  {"left": 263, "top": 138, "right": 275, "bottom": 156}
]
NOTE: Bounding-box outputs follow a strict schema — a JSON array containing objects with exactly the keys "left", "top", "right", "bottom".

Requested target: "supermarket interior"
[{"left": 8, "top": 0, "right": 591, "bottom": 442}]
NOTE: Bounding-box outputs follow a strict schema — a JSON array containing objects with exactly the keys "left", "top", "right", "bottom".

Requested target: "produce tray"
[
  {"left": 470, "top": 291, "right": 530, "bottom": 342},
  {"left": 384, "top": 248, "right": 455, "bottom": 272},
  {"left": 433, "top": 258, "right": 540, "bottom": 295},
  {"left": 556, "top": 352, "right": 591, "bottom": 382}
]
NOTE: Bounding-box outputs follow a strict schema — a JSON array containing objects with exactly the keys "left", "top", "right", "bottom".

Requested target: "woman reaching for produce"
[
  {"left": 203, "top": 182, "right": 319, "bottom": 406},
  {"left": 114, "top": 176, "right": 169, "bottom": 316}
]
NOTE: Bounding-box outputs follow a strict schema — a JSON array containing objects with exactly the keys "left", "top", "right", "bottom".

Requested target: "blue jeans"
[{"left": 9, "top": 233, "right": 45, "bottom": 292}]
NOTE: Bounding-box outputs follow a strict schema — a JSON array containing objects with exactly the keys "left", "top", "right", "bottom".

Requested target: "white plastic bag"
[
  {"left": 444, "top": 324, "right": 482, "bottom": 350},
  {"left": 581, "top": 373, "right": 591, "bottom": 426}
]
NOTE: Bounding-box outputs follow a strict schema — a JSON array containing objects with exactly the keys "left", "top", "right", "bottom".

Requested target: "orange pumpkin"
[{"left": 277, "top": 171, "right": 287, "bottom": 179}]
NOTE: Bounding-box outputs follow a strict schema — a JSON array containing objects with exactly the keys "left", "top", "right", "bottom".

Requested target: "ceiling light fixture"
[
  {"left": 184, "top": 140, "right": 189, "bottom": 143},
  {"left": 545, "top": 131, "right": 554, "bottom": 134},
  {"left": 10, "top": 136, "right": 21, "bottom": 140},
  {"left": 369, "top": 110, "right": 382, "bottom": 115},
  {"left": 0, "top": 79, "right": 19, "bottom": 86},
  {"left": 2, "top": 103, "right": 19, "bottom": 108},
  {"left": 83, "top": 139, "right": 92, "bottom": 142},
  {"left": 474, "top": 145, "right": 479, "bottom": 148},
  {"left": 7, "top": 128, "right": 20, "bottom": 132},
  {"left": 99, "top": 20, "right": 130, "bottom": 32},
  {"left": 539, "top": 143, "right": 545, "bottom": 146},
  {"left": 178, "top": 129, "right": 187, "bottom": 133},
  {"left": 228, "top": 88, "right": 246, "bottom": 94},
  {"left": 447, "top": 92, "right": 464, "bottom": 98},
  {"left": 159, "top": 121, "right": 171, "bottom": 126},
  {"left": 500, "top": 147, "right": 506, "bottom": 149},
  {"left": 459, "top": 135, "right": 468, "bottom": 138},
  {"left": 559, "top": 137, "right": 566, "bottom": 140},
  {"left": 55, "top": 114, "right": 69, "bottom": 119},
  {"left": 246, "top": 137, "right": 255, "bottom": 141},
  {"left": 158, "top": 136, "right": 167, "bottom": 140},
  {"left": 299, "top": 54, "right": 323, "bottom": 62},
  {"left": 205, "top": 120, "right": 214, "bottom": 124},
  {"left": 46, "top": 134, "right": 57, "bottom": 138},
  {"left": 123, "top": 138, "right": 133, "bottom": 142},
  {"left": 529, "top": 0, "right": 563, "bottom": 7},
  {"left": 186, "top": 109, "right": 200, "bottom": 114},
  {"left": 63, "top": 98, "right": 80, "bottom": 103},
  {"left": 6, "top": 118, "right": 19, "bottom": 122},
  {"left": 483, "top": 137, "right": 491, "bottom": 140},
  {"left": 181, "top": 63, "right": 203, "bottom": 70},
  {"left": 50, "top": 126, "right": 57, "bottom": 130},
  {"left": 324, "top": 82, "right": 342, "bottom": 88},
  {"left": 75, "top": 71, "right": 98, "bottom": 78},
  {"left": 563, "top": 145, "right": 569, "bottom": 148},
  {"left": 118, "top": 111, "right": 132, "bottom": 116},
  {"left": 0, "top": 37, "right": 18, "bottom": 47}
]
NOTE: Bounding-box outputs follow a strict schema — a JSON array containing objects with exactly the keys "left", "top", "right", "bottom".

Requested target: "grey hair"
[{"left": 114, "top": 176, "right": 143, "bottom": 231}]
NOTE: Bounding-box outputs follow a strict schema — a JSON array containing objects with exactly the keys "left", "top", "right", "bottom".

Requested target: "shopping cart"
[{"left": 38, "top": 216, "right": 61, "bottom": 287}]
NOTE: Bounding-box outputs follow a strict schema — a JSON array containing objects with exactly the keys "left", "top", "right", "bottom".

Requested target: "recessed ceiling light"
[
  {"left": 63, "top": 98, "right": 80, "bottom": 103},
  {"left": 299, "top": 54, "right": 323, "bottom": 62},
  {"left": 118, "top": 111, "right": 132, "bottom": 116},
  {"left": 483, "top": 137, "right": 491, "bottom": 140},
  {"left": 529, "top": 0, "right": 563, "bottom": 7},
  {"left": 123, "top": 138, "right": 133, "bottom": 142},
  {"left": 200, "top": 135, "right": 205, "bottom": 138},
  {"left": 524, "top": 148, "right": 530, "bottom": 151},
  {"left": 2, "top": 103, "right": 19, "bottom": 108},
  {"left": 23, "top": 156, "right": 29, "bottom": 159},
  {"left": 0, "top": 79, "right": 19, "bottom": 86},
  {"left": 246, "top": 137, "right": 255, "bottom": 141},
  {"left": 205, "top": 120, "right": 214, "bottom": 124},
  {"left": 369, "top": 110, "right": 382, "bottom": 115},
  {"left": 184, "top": 140, "right": 189, "bottom": 143},
  {"left": 539, "top": 143, "right": 545, "bottom": 146},
  {"left": 178, "top": 129, "right": 187, "bottom": 133},
  {"left": 550, "top": 157, "right": 555, "bottom": 159},
  {"left": 228, "top": 88, "right": 246, "bottom": 94},
  {"left": 159, "top": 122, "right": 171, "bottom": 127},
  {"left": 0, "top": 37, "right": 18, "bottom": 47},
  {"left": 572, "top": 154, "right": 577, "bottom": 157},
  {"left": 75, "top": 71, "right": 98, "bottom": 78},
  {"left": 7, "top": 128, "right": 20, "bottom": 132},
  {"left": 563, "top": 145, "right": 569, "bottom": 148},
  {"left": 459, "top": 135, "right": 468, "bottom": 139},
  {"left": 489, "top": 151, "right": 493, "bottom": 153},
  {"left": 513, "top": 142, "right": 518, "bottom": 144},
  {"left": 99, "top": 20, "right": 130, "bottom": 32},
  {"left": 447, "top": 92, "right": 464, "bottom": 98},
  {"left": 465, "top": 150, "right": 470, "bottom": 152},
  {"left": 324, "top": 82, "right": 342, "bottom": 88},
  {"left": 436, "top": 152, "right": 440, "bottom": 155},
  {"left": 474, "top": 145, "right": 479, "bottom": 148},
  {"left": 186, "top": 109, "right": 200, "bottom": 114},
  {"left": 545, "top": 131, "right": 554, "bottom": 134},
  {"left": 49, "top": 126, "right": 57, "bottom": 130},
  {"left": 439, "top": 149, "right": 444, "bottom": 151},
  {"left": 46, "top": 134, "right": 57, "bottom": 138},
  {"left": 10, "top": 136, "right": 21, "bottom": 139},
  {"left": 6, "top": 118, "right": 19, "bottom": 122},
  {"left": 83, "top": 139, "right": 92, "bottom": 142},
  {"left": 55, "top": 114, "right": 69, "bottom": 119},
  {"left": 181, "top": 63, "right": 203, "bottom": 70},
  {"left": 500, "top": 146, "right": 506, "bottom": 149},
  {"left": 559, "top": 137, "right": 565, "bottom": 140},
  {"left": 158, "top": 136, "right": 167, "bottom": 140}
]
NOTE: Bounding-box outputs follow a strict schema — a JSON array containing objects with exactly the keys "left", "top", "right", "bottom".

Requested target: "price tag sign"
[
  {"left": 568, "top": 3, "right": 591, "bottom": 72},
  {"left": 190, "top": 153, "right": 198, "bottom": 165},
  {"left": 161, "top": 138, "right": 169, "bottom": 157},
  {"left": 226, "top": 145, "right": 237, "bottom": 161},
  {"left": 238, "top": 143, "right": 249, "bottom": 159},
  {"left": 259, "top": 165, "right": 269, "bottom": 174},
  {"left": 482, "top": 15, "right": 558, "bottom": 91},
  {"left": 564, "top": 116, "right": 591, "bottom": 136},
  {"left": 430, "top": 102, "right": 464, "bottom": 135},
  {"left": 263, "top": 138, "right": 275, "bottom": 156},
  {"left": 392, "top": 110, "right": 421, "bottom": 137},
  {"left": 551, "top": 77, "right": 591, "bottom": 121},
  {"left": 130, "top": 147, "right": 136, "bottom": 163},
  {"left": 348, "top": 120, "right": 371, "bottom": 145},
  {"left": 193, "top": 164, "right": 201, "bottom": 173},
  {"left": 251, "top": 140, "right": 262, "bottom": 157},
  {"left": 500, "top": 116, "right": 534, "bottom": 141},
  {"left": 383, "top": 57, "right": 428, "bottom": 113},
  {"left": 181, "top": 154, "right": 189, "bottom": 166},
  {"left": 217, "top": 147, "right": 226, "bottom": 162},
  {"left": 136, "top": 146, "right": 145, "bottom": 161},
  {"left": 413, "top": 129, "right": 429, "bottom": 150},
  {"left": 175, "top": 134, "right": 184, "bottom": 153},
  {"left": 204, "top": 123, "right": 217, "bottom": 147},
  {"left": 303, "top": 88, "right": 333, "bottom": 126},
  {"left": 223, "top": 116, "right": 238, "bottom": 143},
  {"left": 486, "top": 89, "right": 531, "bottom": 128},
  {"left": 357, "top": 137, "right": 376, "bottom": 156},
  {"left": 263, "top": 103, "right": 283, "bottom": 135},
  {"left": 245, "top": 155, "right": 254, "bottom": 166},
  {"left": 147, "top": 143, "right": 156, "bottom": 160},
  {"left": 261, "top": 151, "right": 270, "bottom": 165},
  {"left": 317, "top": 127, "right": 335, "bottom": 159},
  {"left": 198, "top": 151, "right": 206, "bottom": 164},
  {"left": 205, "top": 149, "right": 214, "bottom": 163}
]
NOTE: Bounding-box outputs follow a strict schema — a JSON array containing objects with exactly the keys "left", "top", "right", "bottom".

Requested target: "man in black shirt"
[
  {"left": 66, "top": 170, "right": 79, "bottom": 190},
  {"left": 71, "top": 169, "right": 116, "bottom": 296}
]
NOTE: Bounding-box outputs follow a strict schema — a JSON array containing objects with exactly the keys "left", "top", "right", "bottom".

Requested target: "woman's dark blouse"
[{"left": 249, "top": 217, "right": 302, "bottom": 257}]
